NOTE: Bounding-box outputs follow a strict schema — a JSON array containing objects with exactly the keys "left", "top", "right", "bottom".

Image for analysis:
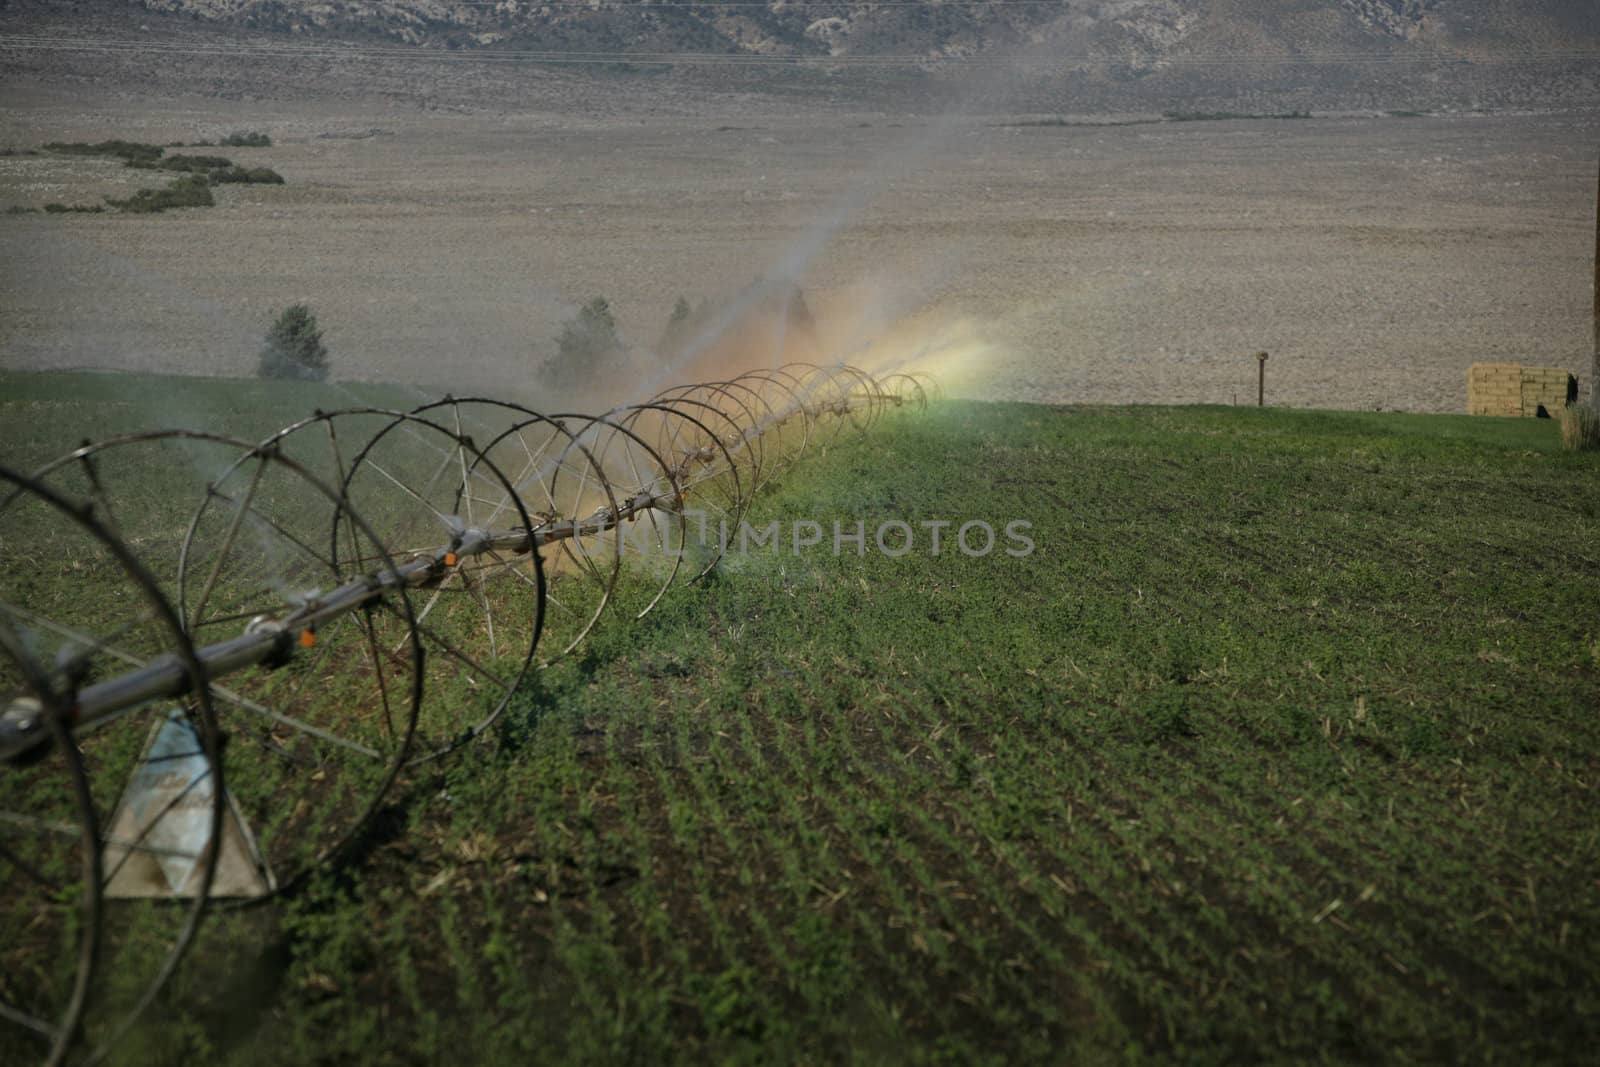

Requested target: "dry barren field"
[{"left": 1, "top": 86, "right": 1595, "bottom": 413}]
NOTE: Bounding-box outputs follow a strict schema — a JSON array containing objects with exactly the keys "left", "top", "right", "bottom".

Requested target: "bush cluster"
[
  {"left": 128, "top": 153, "right": 284, "bottom": 185},
  {"left": 210, "top": 166, "right": 285, "bottom": 185},
  {"left": 106, "top": 175, "right": 215, "bottom": 214},
  {"left": 35, "top": 135, "right": 286, "bottom": 213},
  {"left": 140, "top": 153, "right": 236, "bottom": 173},
  {"left": 43, "top": 140, "right": 163, "bottom": 163}
]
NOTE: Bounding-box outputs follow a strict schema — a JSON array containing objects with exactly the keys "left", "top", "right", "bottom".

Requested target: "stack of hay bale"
[{"left": 1467, "top": 362, "right": 1576, "bottom": 417}]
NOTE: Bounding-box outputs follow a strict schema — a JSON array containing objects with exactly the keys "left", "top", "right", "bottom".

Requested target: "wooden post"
[{"left": 1256, "top": 351, "right": 1269, "bottom": 407}]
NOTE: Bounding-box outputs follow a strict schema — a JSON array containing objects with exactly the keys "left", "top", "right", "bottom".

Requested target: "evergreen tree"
[
  {"left": 657, "top": 295, "right": 695, "bottom": 354},
  {"left": 540, "top": 296, "right": 626, "bottom": 392},
  {"left": 786, "top": 286, "right": 817, "bottom": 337},
  {"left": 257, "top": 304, "right": 329, "bottom": 381}
]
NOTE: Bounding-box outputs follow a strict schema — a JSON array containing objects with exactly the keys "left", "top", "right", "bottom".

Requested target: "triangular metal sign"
[{"left": 101, "top": 709, "right": 275, "bottom": 899}]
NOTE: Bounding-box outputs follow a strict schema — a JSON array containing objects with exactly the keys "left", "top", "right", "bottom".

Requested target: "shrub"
[
  {"left": 258, "top": 304, "right": 330, "bottom": 382},
  {"left": 539, "top": 297, "right": 627, "bottom": 393},
  {"left": 210, "top": 166, "right": 284, "bottom": 185},
  {"left": 105, "top": 175, "right": 214, "bottom": 213},
  {"left": 1560, "top": 404, "right": 1600, "bottom": 452},
  {"left": 221, "top": 131, "right": 272, "bottom": 147},
  {"left": 657, "top": 295, "right": 695, "bottom": 354},
  {"left": 42, "top": 202, "right": 104, "bottom": 214}
]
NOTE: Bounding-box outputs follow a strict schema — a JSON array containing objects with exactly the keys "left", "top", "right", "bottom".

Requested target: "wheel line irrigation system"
[{"left": 0, "top": 360, "right": 937, "bottom": 1066}]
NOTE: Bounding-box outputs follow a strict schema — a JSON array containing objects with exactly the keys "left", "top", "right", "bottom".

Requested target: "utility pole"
[
  {"left": 1592, "top": 146, "right": 1599, "bottom": 412},
  {"left": 1257, "top": 351, "right": 1269, "bottom": 407}
]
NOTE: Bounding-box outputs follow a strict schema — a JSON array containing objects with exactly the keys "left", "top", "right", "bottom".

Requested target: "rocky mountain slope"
[
  {"left": 2, "top": 1, "right": 1596, "bottom": 111},
  {"left": 117, "top": 0, "right": 1596, "bottom": 58}
]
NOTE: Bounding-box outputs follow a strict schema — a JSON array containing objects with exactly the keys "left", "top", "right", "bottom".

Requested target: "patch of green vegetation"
[
  {"left": 221, "top": 131, "right": 273, "bottom": 147},
  {"left": 2, "top": 378, "right": 1596, "bottom": 1063},
  {"left": 0, "top": 371, "right": 416, "bottom": 471},
  {"left": 996, "top": 116, "right": 1161, "bottom": 128},
  {"left": 4, "top": 204, "right": 37, "bottom": 215},
  {"left": 42, "top": 202, "right": 104, "bottom": 214},
  {"left": 105, "top": 175, "right": 215, "bottom": 213},
  {"left": 42, "top": 139, "right": 164, "bottom": 163},
  {"left": 1165, "top": 109, "right": 1314, "bottom": 122}
]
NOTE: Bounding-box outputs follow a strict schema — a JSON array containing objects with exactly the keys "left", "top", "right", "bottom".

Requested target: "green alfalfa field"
[{"left": 2, "top": 369, "right": 1598, "bottom": 1064}]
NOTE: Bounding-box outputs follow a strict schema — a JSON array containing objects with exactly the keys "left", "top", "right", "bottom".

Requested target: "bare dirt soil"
[{"left": 1, "top": 83, "right": 1594, "bottom": 413}]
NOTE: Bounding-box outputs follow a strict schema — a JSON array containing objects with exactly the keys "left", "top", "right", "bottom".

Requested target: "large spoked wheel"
[
  {"left": 653, "top": 383, "right": 766, "bottom": 496},
  {"left": 292, "top": 406, "right": 544, "bottom": 758},
  {"left": 787, "top": 364, "right": 859, "bottom": 446},
  {"left": 551, "top": 413, "right": 689, "bottom": 622},
  {"left": 909, "top": 371, "right": 944, "bottom": 403},
  {"left": 612, "top": 402, "right": 746, "bottom": 584},
  {"left": 711, "top": 378, "right": 790, "bottom": 494},
  {"left": 418, "top": 400, "right": 616, "bottom": 668},
  {"left": 817, "top": 363, "right": 886, "bottom": 433},
  {"left": 23, "top": 431, "right": 423, "bottom": 904},
  {"left": 733, "top": 368, "right": 813, "bottom": 474},
  {"left": 0, "top": 679, "right": 97, "bottom": 1067},
  {"left": 0, "top": 465, "right": 221, "bottom": 1066},
  {"left": 878, "top": 373, "right": 930, "bottom": 413},
  {"left": 217, "top": 408, "right": 540, "bottom": 767},
  {"left": 330, "top": 410, "right": 546, "bottom": 762}
]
